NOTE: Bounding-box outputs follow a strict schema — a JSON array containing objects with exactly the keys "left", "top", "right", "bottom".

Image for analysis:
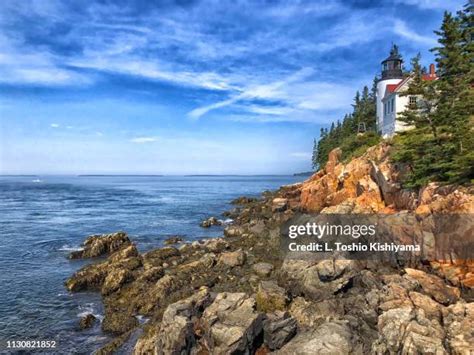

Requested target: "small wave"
[
  {"left": 223, "top": 218, "right": 233, "bottom": 225},
  {"left": 78, "top": 304, "right": 104, "bottom": 321},
  {"left": 58, "top": 245, "right": 84, "bottom": 252},
  {"left": 135, "top": 315, "right": 149, "bottom": 324},
  {"left": 32, "top": 179, "right": 42, "bottom": 183}
]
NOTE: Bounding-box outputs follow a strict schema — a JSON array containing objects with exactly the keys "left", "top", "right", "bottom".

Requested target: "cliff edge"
[{"left": 66, "top": 143, "right": 473, "bottom": 354}]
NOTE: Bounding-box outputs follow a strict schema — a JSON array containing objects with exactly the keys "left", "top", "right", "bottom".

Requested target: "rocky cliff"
[{"left": 66, "top": 143, "right": 473, "bottom": 354}]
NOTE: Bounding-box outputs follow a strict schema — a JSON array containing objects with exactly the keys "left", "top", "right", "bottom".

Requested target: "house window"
[
  {"left": 391, "top": 98, "right": 395, "bottom": 112},
  {"left": 409, "top": 96, "right": 417, "bottom": 108}
]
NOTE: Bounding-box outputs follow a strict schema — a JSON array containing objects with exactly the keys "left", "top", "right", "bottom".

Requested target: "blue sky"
[{"left": 0, "top": 0, "right": 466, "bottom": 175}]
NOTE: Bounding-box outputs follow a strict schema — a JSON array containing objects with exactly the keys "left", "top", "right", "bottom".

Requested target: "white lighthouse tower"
[{"left": 376, "top": 45, "right": 404, "bottom": 135}]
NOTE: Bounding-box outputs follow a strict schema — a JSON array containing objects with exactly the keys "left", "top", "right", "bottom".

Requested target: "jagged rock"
[
  {"left": 289, "top": 297, "right": 341, "bottom": 327},
  {"left": 405, "top": 268, "right": 460, "bottom": 305},
  {"left": 279, "top": 320, "right": 353, "bottom": 354},
  {"left": 409, "top": 291, "right": 444, "bottom": 320},
  {"left": 65, "top": 262, "right": 109, "bottom": 292},
  {"left": 203, "top": 238, "right": 229, "bottom": 253},
  {"left": 282, "top": 258, "right": 358, "bottom": 303},
  {"left": 443, "top": 302, "right": 474, "bottom": 354},
  {"left": 79, "top": 313, "right": 96, "bottom": 329},
  {"left": 224, "top": 226, "right": 243, "bottom": 238},
  {"left": 66, "top": 244, "right": 142, "bottom": 292},
  {"left": 200, "top": 293, "right": 264, "bottom": 354},
  {"left": 69, "top": 232, "right": 131, "bottom": 259},
  {"left": 144, "top": 246, "right": 180, "bottom": 267},
  {"left": 179, "top": 253, "right": 216, "bottom": 272},
  {"left": 102, "top": 268, "right": 133, "bottom": 296},
  {"left": 164, "top": 236, "right": 184, "bottom": 245},
  {"left": 200, "top": 216, "right": 222, "bottom": 228},
  {"left": 138, "top": 266, "right": 164, "bottom": 283},
  {"left": 219, "top": 249, "right": 246, "bottom": 267},
  {"left": 372, "top": 306, "right": 447, "bottom": 354},
  {"left": 222, "top": 207, "right": 240, "bottom": 218},
  {"left": 102, "top": 311, "right": 138, "bottom": 335},
  {"left": 109, "top": 244, "right": 140, "bottom": 263},
  {"left": 253, "top": 262, "right": 274, "bottom": 277},
  {"left": 315, "top": 259, "right": 354, "bottom": 281},
  {"left": 256, "top": 280, "right": 288, "bottom": 312},
  {"left": 272, "top": 198, "right": 288, "bottom": 212},
  {"left": 139, "top": 275, "right": 177, "bottom": 314},
  {"left": 231, "top": 196, "right": 258, "bottom": 205},
  {"left": 263, "top": 311, "right": 297, "bottom": 350},
  {"left": 153, "top": 288, "right": 212, "bottom": 354}
]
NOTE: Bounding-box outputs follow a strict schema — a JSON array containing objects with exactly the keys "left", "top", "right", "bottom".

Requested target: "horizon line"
[{"left": 0, "top": 173, "right": 312, "bottom": 177}]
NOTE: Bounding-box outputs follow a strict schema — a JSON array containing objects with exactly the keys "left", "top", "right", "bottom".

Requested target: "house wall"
[{"left": 394, "top": 94, "right": 411, "bottom": 133}]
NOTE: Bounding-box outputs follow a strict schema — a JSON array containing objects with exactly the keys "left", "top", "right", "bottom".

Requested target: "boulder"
[
  {"left": 372, "top": 306, "right": 447, "bottom": 354},
  {"left": 69, "top": 232, "right": 131, "bottom": 259},
  {"left": 444, "top": 302, "right": 474, "bottom": 354},
  {"left": 200, "top": 217, "right": 222, "bottom": 228},
  {"left": 272, "top": 198, "right": 288, "bottom": 212},
  {"left": 164, "top": 236, "right": 184, "bottom": 245},
  {"left": 404, "top": 268, "right": 460, "bottom": 305},
  {"left": 79, "top": 313, "right": 96, "bottom": 330},
  {"left": 154, "top": 288, "right": 212, "bottom": 354},
  {"left": 263, "top": 311, "right": 297, "bottom": 350},
  {"left": 289, "top": 297, "right": 341, "bottom": 328},
  {"left": 102, "top": 268, "right": 133, "bottom": 296},
  {"left": 253, "top": 262, "right": 274, "bottom": 277},
  {"left": 231, "top": 196, "right": 258, "bottom": 205},
  {"left": 279, "top": 320, "right": 353, "bottom": 354},
  {"left": 219, "top": 249, "right": 246, "bottom": 267},
  {"left": 224, "top": 226, "right": 243, "bottom": 238},
  {"left": 200, "top": 293, "right": 264, "bottom": 354},
  {"left": 256, "top": 281, "right": 288, "bottom": 312}
]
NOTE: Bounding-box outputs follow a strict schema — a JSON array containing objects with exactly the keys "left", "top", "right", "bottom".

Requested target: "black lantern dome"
[{"left": 381, "top": 44, "right": 403, "bottom": 80}]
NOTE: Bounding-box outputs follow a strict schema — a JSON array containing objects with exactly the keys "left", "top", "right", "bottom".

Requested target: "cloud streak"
[{"left": 129, "top": 136, "right": 158, "bottom": 144}]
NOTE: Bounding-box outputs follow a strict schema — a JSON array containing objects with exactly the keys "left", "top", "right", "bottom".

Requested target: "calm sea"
[{"left": 0, "top": 175, "right": 301, "bottom": 353}]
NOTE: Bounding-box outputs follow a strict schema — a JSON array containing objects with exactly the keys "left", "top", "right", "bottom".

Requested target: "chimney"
[{"left": 429, "top": 63, "right": 435, "bottom": 76}]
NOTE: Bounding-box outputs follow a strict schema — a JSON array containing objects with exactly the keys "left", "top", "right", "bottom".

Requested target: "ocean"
[{"left": 0, "top": 175, "right": 301, "bottom": 353}]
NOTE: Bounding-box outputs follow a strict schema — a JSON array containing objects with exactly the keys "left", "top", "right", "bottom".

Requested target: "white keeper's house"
[{"left": 376, "top": 44, "right": 437, "bottom": 137}]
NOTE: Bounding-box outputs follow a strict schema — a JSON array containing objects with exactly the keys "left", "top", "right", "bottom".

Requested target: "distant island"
[{"left": 293, "top": 171, "right": 314, "bottom": 177}]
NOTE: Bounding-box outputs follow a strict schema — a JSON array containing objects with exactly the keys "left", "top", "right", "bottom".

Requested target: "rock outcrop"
[
  {"left": 65, "top": 143, "right": 473, "bottom": 354},
  {"left": 69, "top": 232, "right": 131, "bottom": 259}
]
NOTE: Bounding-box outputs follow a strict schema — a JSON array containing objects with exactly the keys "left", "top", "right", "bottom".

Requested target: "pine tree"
[{"left": 394, "top": 6, "right": 474, "bottom": 186}]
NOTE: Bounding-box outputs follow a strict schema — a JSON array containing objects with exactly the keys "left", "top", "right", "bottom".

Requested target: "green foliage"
[
  {"left": 312, "top": 80, "right": 379, "bottom": 169},
  {"left": 339, "top": 132, "right": 381, "bottom": 163},
  {"left": 393, "top": 3, "right": 474, "bottom": 187}
]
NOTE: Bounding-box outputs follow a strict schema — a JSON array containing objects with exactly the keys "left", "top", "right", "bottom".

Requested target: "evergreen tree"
[{"left": 394, "top": 6, "right": 474, "bottom": 186}]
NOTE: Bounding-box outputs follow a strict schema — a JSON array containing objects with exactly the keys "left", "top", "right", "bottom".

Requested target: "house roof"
[{"left": 386, "top": 84, "right": 398, "bottom": 93}]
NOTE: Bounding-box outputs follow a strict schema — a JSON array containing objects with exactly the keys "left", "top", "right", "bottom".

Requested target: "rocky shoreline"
[{"left": 66, "top": 143, "right": 473, "bottom": 354}]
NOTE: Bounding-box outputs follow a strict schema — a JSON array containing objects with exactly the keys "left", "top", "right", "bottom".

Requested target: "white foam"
[{"left": 59, "top": 245, "right": 84, "bottom": 252}]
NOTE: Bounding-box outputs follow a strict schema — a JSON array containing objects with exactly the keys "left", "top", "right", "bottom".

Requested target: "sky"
[{"left": 0, "top": 0, "right": 466, "bottom": 175}]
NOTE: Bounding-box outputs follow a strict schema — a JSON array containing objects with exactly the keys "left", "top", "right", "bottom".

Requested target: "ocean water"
[{"left": 0, "top": 175, "right": 301, "bottom": 353}]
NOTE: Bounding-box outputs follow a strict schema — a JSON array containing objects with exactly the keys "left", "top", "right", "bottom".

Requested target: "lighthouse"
[{"left": 376, "top": 44, "right": 404, "bottom": 134}]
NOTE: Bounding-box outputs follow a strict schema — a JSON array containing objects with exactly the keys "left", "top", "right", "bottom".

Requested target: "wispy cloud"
[
  {"left": 393, "top": 19, "right": 437, "bottom": 46},
  {"left": 50, "top": 123, "right": 60, "bottom": 128},
  {"left": 394, "top": 0, "right": 464, "bottom": 11},
  {"left": 187, "top": 68, "right": 316, "bottom": 120},
  {"left": 129, "top": 136, "right": 158, "bottom": 144}
]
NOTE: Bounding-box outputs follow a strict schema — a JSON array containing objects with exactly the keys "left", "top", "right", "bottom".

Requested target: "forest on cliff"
[{"left": 312, "top": 3, "right": 473, "bottom": 188}]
